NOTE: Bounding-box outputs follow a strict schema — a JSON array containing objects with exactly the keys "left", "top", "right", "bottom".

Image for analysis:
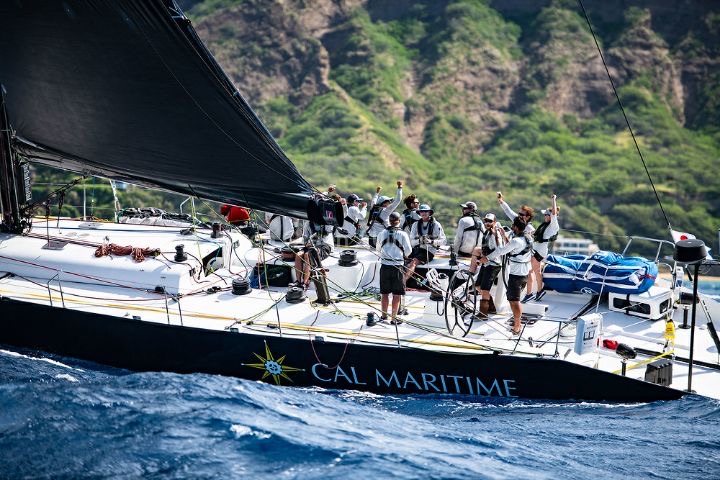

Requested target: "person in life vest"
[
  {"left": 292, "top": 220, "right": 334, "bottom": 289},
  {"left": 404, "top": 203, "right": 446, "bottom": 284},
  {"left": 497, "top": 192, "right": 537, "bottom": 301},
  {"left": 454, "top": 201, "right": 483, "bottom": 257},
  {"left": 220, "top": 204, "right": 250, "bottom": 226},
  {"left": 468, "top": 212, "right": 505, "bottom": 318},
  {"left": 399, "top": 194, "right": 420, "bottom": 233},
  {"left": 530, "top": 194, "right": 560, "bottom": 300},
  {"left": 335, "top": 193, "right": 367, "bottom": 246},
  {"left": 367, "top": 181, "right": 403, "bottom": 247},
  {"left": 479, "top": 216, "right": 533, "bottom": 336},
  {"left": 376, "top": 211, "right": 412, "bottom": 324},
  {"left": 264, "top": 212, "right": 294, "bottom": 242}
]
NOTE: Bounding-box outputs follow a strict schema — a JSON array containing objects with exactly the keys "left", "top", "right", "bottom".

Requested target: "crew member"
[
  {"left": 479, "top": 216, "right": 533, "bottom": 336},
  {"left": 454, "top": 201, "right": 482, "bottom": 257},
  {"left": 405, "top": 203, "right": 446, "bottom": 284},
  {"left": 376, "top": 212, "right": 411, "bottom": 324},
  {"left": 530, "top": 194, "right": 560, "bottom": 300},
  {"left": 336, "top": 193, "right": 366, "bottom": 246},
  {"left": 264, "top": 212, "right": 294, "bottom": 242},
  {"left": 497, "top": 192, "right": 537, "bottom": 301},
  {"left": 468, "top": 212, "right": 504, "bottom": 317},
  {"left": 292, "top": 220, "right": 334, "bottom": 289},
  {"left": 366, "top": 181, "right": 403, "bottom": 247},
  {"left": 399, "top": 194, "right": 420, "bottom": 233}
]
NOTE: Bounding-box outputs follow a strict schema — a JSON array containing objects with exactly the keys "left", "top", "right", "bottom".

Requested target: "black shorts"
[
  {"left": 409, "top": 245, "right": 434, "bottom": 264},
  {"left": 475, "top": 264, "right": 501, "bottom": 291},
  {"left": 506, "top": 274, "right": 528, "bottom": 302},
  {"left": 380, "top": 264, "right": 405, "bottom": 295},
  {"left": 533, "top": 250, "right": 544, "bottom": 261}
]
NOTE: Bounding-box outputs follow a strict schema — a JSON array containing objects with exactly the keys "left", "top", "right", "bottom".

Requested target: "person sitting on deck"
[
  {"left": 404, "top": 203, "right": 446, "bottom": 284},
  {"left": 264, "top": 212, "right": 294, "bottom": 242},
  {"left": 292, "top": 220, "right": 334, "bottom": 290},
  {"left": 376, "top": 212, "right": 411, "bottom": 324}
]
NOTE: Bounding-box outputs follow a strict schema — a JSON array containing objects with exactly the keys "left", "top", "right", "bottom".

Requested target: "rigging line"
[
  {"left": 136, "top": 8, "right": 311, "bottom": 191},
  {"left": 577, "top": 0, "right": 671, "bottom": 229}
]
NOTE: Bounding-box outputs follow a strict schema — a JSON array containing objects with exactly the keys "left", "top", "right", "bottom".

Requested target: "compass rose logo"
[{"left": 243, "top": 341, "right": 304, "bottom": 385}]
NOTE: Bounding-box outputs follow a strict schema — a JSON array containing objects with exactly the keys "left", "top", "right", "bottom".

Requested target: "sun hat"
[{"left": 418, "top": 204, "right": 433, "bottom": 214}]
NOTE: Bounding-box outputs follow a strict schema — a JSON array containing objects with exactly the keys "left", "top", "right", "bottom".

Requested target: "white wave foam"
[
  {"left": 0, "top": 348, "right": 84, "bottom": 371},
  {"left": 229, "top": 424, "right": 271, "bottom": 439},
  {"left": 54, "top": 373, "right": 79, "bottom": 383}
]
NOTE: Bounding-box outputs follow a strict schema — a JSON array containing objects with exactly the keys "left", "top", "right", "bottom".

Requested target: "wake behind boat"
[{"left": 1, "top": 1, "right": 719, "bottom": 402}]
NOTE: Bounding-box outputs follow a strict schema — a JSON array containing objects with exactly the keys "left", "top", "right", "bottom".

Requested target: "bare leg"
[
  {"left": 391, "top": 294, "right": 402, "bottom": 320},
  {"left": 526, "top": 270, "right": 535, "bottom": 297},
  {"left": 381, "top": 293, "right": 389, "bottom": 318},
  {"left": 403, "top": 258, "right": 418, "bottom": 284},
  {"left": 302, "top": 253, "right": 311, "bottom": 285},
  {"left": 531, "top": 256, "right": 543, "bottom": 292},
  {"left": 509, "top": 300, "right": 522, "bottom": 333},
  {"left": 294, "top": 255, "right": 303, "bottom": 285}
]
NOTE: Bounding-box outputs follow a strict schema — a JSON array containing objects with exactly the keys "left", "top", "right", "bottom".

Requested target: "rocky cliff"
[{"left": 182, "top": 0, "right": 720, "bottom": 249}]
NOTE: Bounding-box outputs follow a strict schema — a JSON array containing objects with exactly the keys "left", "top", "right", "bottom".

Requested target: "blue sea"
[{"left": 1, "top": 282, "right": 719, "bottom": 479}]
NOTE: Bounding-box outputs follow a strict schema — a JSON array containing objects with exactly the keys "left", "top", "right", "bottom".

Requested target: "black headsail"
[{"left": 0, "top": 0, "right": 315, "bottom": 218}]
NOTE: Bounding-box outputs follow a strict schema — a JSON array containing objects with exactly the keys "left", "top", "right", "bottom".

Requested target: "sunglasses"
[
  {"left": 518, "top": 212, "right": 529, "bottom": 217},
  {"left": 483, "top": 219, "right": 493, "bottom": 223}
]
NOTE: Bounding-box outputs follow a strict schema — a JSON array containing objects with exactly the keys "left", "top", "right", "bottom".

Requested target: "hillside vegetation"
[{"left": 36, "top": 0, "right": 720, "bottom": 253}]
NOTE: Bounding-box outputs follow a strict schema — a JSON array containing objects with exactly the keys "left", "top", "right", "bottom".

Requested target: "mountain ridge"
[{"left": 180, "top": 1, "right": 720, "bottom": 249}]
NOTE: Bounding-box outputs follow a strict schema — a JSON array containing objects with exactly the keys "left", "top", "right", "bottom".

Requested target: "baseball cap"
[
  {"left": 377, "top": 195, "right": 392, "bottom": 204},
  {"left": 347, "top": 193, "right": 363, "bottom": 203},
  {"left": 541, "top": 209, "right": 551, "bottom": 215},
  {"left": 483, "top": 213, "right": 496, "bottom": 222},
  {"left": 460, "top": 201, "right": 477, "bottom": 210}
]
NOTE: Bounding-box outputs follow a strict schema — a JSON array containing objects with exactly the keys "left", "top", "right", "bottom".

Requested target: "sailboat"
[{"left": 1, "top": 1, "right": 719, "bottom": 402}]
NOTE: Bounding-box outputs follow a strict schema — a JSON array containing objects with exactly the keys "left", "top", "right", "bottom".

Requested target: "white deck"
[{"left": 1, "top": 218, "right": 718, "bottom": 400}]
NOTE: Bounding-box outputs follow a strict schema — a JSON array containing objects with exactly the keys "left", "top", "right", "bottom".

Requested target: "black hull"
[{"left": 0, "top": 298, "right": 682, "bottom": 402}]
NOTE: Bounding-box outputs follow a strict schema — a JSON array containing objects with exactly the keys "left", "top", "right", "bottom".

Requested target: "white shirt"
[
  {"left": 487, "top": 233, "right": 532, "bottom": 276},
  {"left": 533, "top": 214, "right": 560, "bottom": 258},
  {"left": 409, "top": 218, "right": 446, "bottom": 255},
  {"left": 368, "top": 188, "right": 403, "bottom": 238},
  {"left": 376, "top": 227, "right": 411, "bottom": 265},
  {"left": 264, "top": 213, "right": 293, "bottom": 242},
  {"left": 336, "top": 203, "right": 367, "bottom": 238},
  {"left": 454, "top": 214, "right": 483, "bottom": 255}
]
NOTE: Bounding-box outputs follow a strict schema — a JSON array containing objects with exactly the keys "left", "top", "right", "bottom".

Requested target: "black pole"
[{"left": 686, "top": 262, "right": 699, "bottom": 393}]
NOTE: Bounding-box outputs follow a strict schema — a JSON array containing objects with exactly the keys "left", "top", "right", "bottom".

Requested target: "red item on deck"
[
  {"left": 603, "top": 339, "right": 618, "bottom": 350},
  {"left": 221, "top": 204, "right": 250, "bottom": 224}
]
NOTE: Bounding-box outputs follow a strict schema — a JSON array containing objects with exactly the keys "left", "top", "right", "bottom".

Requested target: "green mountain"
[
  {"left": 179, "top": 0, "right": 720, "bottom": 251},
  {"left": 36, "top": 0, "right": 720, "bottom": 253}
]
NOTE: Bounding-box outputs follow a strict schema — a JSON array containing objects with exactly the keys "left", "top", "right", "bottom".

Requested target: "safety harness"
[{"left": 533, "top": 221, "right": 557, "bottom": 244}]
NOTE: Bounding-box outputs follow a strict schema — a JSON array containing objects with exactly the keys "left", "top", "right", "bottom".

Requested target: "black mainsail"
[{"left": 0, "top": 0, "right": 314, "bottom": 217}]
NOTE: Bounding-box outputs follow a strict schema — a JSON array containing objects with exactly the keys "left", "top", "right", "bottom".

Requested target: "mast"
[{"left": 0, "top": 84, "right": 31, "bottom": 233}]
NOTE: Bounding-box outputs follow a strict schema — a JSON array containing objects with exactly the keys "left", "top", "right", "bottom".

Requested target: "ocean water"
[
  {"left": 1, "top": 280, "right": 719, "bottom": 479},
  {"left": 1, "top": 349, "right": 719, "bottom": 479}
]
